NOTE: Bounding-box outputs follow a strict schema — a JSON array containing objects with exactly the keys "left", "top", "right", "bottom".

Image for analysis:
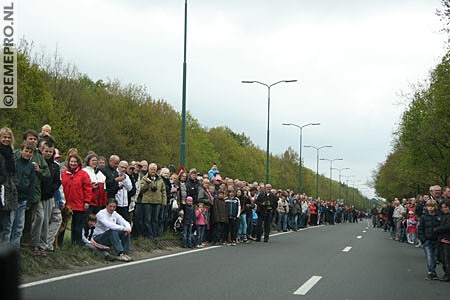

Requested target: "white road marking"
[
  {"left": 294, "top": 275, "right": 322, "bottom": 295},
  {"left": 342, "top": 246, "right": 352, "bottom": 252},
  {"left": 20, "top": 246, "right": 220, "bottom": 288},
  {"left": 22, "top": 225, "right": 324, "bottom": 289},
  {"left": 362, "top": 230, "right": 367, "bottom": 233},
  {"left": 357, "top": 235, "right": 362, "bottom": 239}
]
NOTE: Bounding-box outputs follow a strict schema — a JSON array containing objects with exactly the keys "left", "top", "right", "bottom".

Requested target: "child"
[
  {"left": 418, "top": 199, "right": 441, "bottom": 280},
  {"left": 195, "top": 203, "right": 206, "bottom": 247},
  {"left": 82, "top": 214, "right": 111, "bottom": 259},
  {"left": 225, "top": 189, "right": 240, "bottom": 245},
  {"left": 38, "top": 124, "right": 56, "bottom": 145},
  {"left": 406, "top": 210, "right": 417, "bottom": 245},
  {"left": 182, "top": 196, "right": 195, "bottom": 248},
  {"left": 174, "top": 210, "right": 184, "bottom": 234},
  {"left": 251, "top": 205, "right": 258, "bottom": 240}
]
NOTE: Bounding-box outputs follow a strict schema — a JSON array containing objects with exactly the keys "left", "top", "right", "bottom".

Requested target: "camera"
[{"left": 151, "top": 185, "right": 158, "bottom": 192}]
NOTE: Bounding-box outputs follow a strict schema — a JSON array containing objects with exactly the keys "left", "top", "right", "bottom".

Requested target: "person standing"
[
  {"left": 140, "top": 163, "right": 167, "bottom": 240},
  {"left": 83, "top": 152, "right": 107, "bottom": 215},
  {"left": 20, "top": 130, "right": 50, "bottom": 248},
  {"left": 37, "top": 140, "right": 61, "bottom": 252},
  {"left": 276, "top": 192, "right": 289, "bottom": 232},
  {"left": 435, "top": 200, "right": 450, "bottom": 282},
  {"left": 418, "top": 199, "right": 440, "bottom": 280},
  {"left": 62, "top": 153, "right": 92, "bottom": 245},
  {"left": 10, "top": 142, "right": 35, "bottom": 248},
  {"left": 0, "top": 127, "right": 18, "bottom": 243},
  {"left": 255, "top": 184, "right": 277, "bottom": 242}
]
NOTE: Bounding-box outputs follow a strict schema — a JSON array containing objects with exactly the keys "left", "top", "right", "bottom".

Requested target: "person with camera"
[
  {"left": 140, "top": 163, "right": 167, "bottom": 240},
  {"left": 255, "top": 183, "right": 278, "bottom": 242},
  {"left": 83, "top": 152, "right": 107, "bottom": 216},
  {"left": 276, "top": 192, "right": 290, "bottom": 232}
]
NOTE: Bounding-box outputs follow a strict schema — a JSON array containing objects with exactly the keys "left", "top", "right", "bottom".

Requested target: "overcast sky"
[{"left": 20, "top": 0, "right": 447, "bottom": 198}]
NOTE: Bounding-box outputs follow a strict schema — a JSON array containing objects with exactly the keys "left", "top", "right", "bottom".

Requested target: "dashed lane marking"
[
  {"left": 22, "top": 226, "right": 324, "bottom": 289},
  {"left": 294, "top": 276, "right": 322, "bottom": 295},
  {"left": 357, "top": 235, "right": 362, "bottom": 239},
  {"left": 342, "top": 246, "right": 352, "bottom": 252}
]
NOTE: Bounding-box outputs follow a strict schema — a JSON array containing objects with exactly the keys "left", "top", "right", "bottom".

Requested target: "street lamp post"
[
  {"left": 349, "top": 180, "right": 361, "bottom": 207},
  {"left": 242, "top": 80, "right": 297, "bottom": 184},
  {"left": 180, "top": 0, "right": 188, "bottom": 168},
  {"left": 332, "top": 167, "right": 350, "bottom": 202},
  {"left": 342, "top": 175, "right": 355, "bottom": 205},
  {"left": 304, "top": 145, "right": 332, "bottom": 199},
  {"left": 282, "top": 122, "right": 320, "bottom": 194},
  {"left": 320, "top": 158, "right": 343, "bottom": 200}
]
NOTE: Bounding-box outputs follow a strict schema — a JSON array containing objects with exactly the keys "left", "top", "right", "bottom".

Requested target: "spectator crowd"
[
  {"left": 1, "top": 125, "right": 448, "bottom": 282},
  {"left": 369, "top": 185, "right": 450, "bottom": 282}
]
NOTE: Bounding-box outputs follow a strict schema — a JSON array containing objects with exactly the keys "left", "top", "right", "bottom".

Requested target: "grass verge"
[{"left": 20, "top": 232, "right": 181, "bottom": 280}]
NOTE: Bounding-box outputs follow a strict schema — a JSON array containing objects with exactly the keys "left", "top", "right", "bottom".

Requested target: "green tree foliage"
[
  {"left": 1, "top": 45, "right": 349, "bottom": 200},
  {"left": 374, "top": 48, "right": 450, "bottom": 198}
]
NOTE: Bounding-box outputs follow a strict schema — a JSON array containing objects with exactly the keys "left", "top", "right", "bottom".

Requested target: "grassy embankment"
[{"left": 20, "top": 231, "right": 180, "bottom": 278}]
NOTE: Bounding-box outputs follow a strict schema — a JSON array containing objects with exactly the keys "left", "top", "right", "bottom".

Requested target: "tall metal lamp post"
[
  {"left": 320, "top": 158, "right": 343, "bottom": 200},
  {"left": 282, "top": 122, "right": 320, "bottom": 194},
  {"left": 180, "top": 0, "right": 188, "bottom": 168},
  {"left": 304, "top": 145, "right": 332, "bottom": 199},
  {"left": 242, "top": 79, "right": 297, "bottom": 184},
  {"left": 332, "top": 167, "right": 350, "bottom": 202}
]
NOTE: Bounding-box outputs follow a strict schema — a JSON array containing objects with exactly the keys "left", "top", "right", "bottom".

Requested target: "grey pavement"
[{"left": 21, "top": 221, "right": 450, "bottom": 300}]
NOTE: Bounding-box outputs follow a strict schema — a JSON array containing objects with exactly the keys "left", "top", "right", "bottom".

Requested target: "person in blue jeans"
[
  {"left": 182, "top": 196, "right": 195, "bottom": 248},
  {"left": 93, "top": 198, "right": 132, "bottom": 262},
  {"left": 418, "top": 199, "right": 441, "bottom": 280},
  {"left": 10, "top": 142, "right": 36, "bottom": 248},
  {"left": 276, "top": 192, "right": 289, "bottom": 232}
]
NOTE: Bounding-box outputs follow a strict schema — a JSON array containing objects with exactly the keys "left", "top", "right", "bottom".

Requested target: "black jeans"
[
  {"left": 71, "top": 211, "right": 86, "bottom": 245},
  {"left": 256, "top": 212, "right": 273, "bottom": 241}
]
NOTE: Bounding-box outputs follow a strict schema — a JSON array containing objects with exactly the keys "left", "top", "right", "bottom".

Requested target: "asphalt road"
[{"left": 21, "top": 221, "right": 450, "bottom": 300}]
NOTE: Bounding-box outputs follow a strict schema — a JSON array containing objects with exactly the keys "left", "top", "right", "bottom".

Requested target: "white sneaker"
[{"left": 117, "top": 253, "right": 131, "bottom": 262}]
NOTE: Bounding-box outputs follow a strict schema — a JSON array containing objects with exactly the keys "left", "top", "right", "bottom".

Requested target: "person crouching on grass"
[
  {"left": 82, "top": 214, "right": 112, "bottom": 260},
  {"left": 93, "top": 198, "right": 132, "bottom": 262}
]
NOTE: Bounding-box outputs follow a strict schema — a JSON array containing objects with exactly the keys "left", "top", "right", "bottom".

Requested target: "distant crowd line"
[
  {"left": 1, "top": 125, "right": 365, "bottom": 263},
  {"left": 369, "top": 186, "right": 450, "bottom": 282}
]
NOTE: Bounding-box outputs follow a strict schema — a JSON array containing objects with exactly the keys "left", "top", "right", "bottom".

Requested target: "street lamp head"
[
  {"left": 282, "top": 123, "right": 292, "bottom": 126},
  {"left": 283, "top": 80, "right": 297, "bottom": 83},
  {"left": 311, "top": 123, "right": 320, "bottom": 126},
  {"left": 241, "top": 80, "right": 255, "bottom": 83}
]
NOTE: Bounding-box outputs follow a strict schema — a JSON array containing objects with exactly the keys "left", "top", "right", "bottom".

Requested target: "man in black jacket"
[
  {"left": 101, "top": 155, "right": 124, "bottom": 200},
  {"left": 255, "top": 184, "right": 278, "bottom": 242}
]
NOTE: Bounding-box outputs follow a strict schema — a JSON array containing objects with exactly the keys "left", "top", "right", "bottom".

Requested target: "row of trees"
[
  {"left": 373, "top": 1, "right": 450, "bottom": 199},
  {"left": 0, "top": 41, "right": 368, "bottom": 208}
]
